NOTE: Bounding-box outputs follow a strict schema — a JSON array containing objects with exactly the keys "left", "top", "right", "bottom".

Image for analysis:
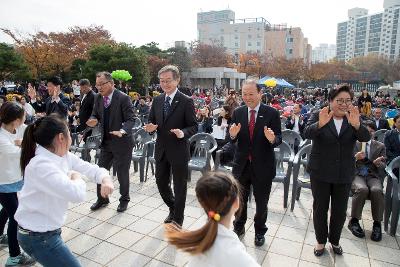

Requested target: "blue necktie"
[{"left": 164, "top": 96, "right": 171, "bottom": 120}]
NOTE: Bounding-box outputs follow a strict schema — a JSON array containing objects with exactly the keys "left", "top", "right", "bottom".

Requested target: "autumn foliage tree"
[
  {"left": 192, "top": 43, "right": 233, "bottom": 68},
  {"left": 1, "top": 25, "right": 114, "bottom": 79}
]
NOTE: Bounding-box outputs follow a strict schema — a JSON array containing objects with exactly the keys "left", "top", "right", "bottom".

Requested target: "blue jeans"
[{"left": 17, "top": 228, "right": 81, "bottom": 267}]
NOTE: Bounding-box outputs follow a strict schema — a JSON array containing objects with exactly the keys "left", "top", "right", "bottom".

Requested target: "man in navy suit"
[
  {"left": 144, "top": 65, "right": 197, "bottom": 226},
  {"left": 384, "top": 115, "right": 400, "bottom": 177},
  {"left": 229, "top": 78, "right": 282, "bottom": 246}
]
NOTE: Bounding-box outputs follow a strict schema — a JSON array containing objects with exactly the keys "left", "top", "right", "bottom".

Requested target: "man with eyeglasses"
[
  {"left": 87, "top": 71, "right": 135, "bottom": 212},
  {"left": 144, "top": 65, "right": 197, "bottom": 226}
]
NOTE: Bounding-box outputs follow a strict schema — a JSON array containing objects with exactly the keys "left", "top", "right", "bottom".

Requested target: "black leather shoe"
[
  {"left": 331, "top": 244, "right": 343, "bottom": 255},
  {"left": 90, "top": 199, "right": 109, "bottom": 211},
  {"left": 254, "top": 234, "right": 265, "bottom": 246},
  {"left": 348, "top": 219, "right": 365, "bottom": 238},
  {"left": 233, "top": 227, "right": 245, "bottom": 237},
  {"left": 314, "top": 247, "right": 326, "bottom": 257},
  {"left": 164, "top": 212, "right": 174, "bottom": 224},
  {"left": 371, "top": 223, "right": 382, "bottom": 242},
  {"left": 117, "top": 202, "right": 128, "bottom": 212}
]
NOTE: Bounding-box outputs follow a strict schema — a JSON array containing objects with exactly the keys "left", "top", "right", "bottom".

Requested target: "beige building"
[
  {"left": 265, "top": 26, "right": 312, "bottom": 65},
  {"left": 197, "top": 10, "right": 311, "bottom": 64}
]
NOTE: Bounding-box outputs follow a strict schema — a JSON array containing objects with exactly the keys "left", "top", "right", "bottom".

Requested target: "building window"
[
  {"left": 248, "top": 34, "right": 252, "bottom": 38},
  {"left": 289, "top": 49, "right": 293, "bottom": 54},
  {"left": 235, "top": 35, "right": 238, "bottom": 40},
  {"left": 257, "top": 41, "right": 261, "bottom": 46},
  {"left": 235, "top": 43, "right": 238, "bottom": 47},
  {"left": 248, "top": 42, "right": 252, "bottom": 46}
]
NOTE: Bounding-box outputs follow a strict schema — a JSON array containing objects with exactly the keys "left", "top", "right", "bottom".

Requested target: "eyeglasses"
[
  {"left": 96, "top": 81, "right": 110, "bottom": 88},
  {"left": 336, "top": 98, "right": 352, "bottom": 105},
  {"left": 159, "top": 80, "right": 175, "bottom": 85}
]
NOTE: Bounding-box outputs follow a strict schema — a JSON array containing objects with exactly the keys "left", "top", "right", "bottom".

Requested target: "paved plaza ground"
[{"left": 1, "top": 169, "right": 399, "bottom": 267}]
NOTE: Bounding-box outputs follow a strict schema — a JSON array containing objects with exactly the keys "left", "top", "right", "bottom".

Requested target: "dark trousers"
[
  {"left": 96, "top": 141, "right": 132, "bottom": 203},
  {"left": 155, "top": 154, "right": 188, "bottom": 225},
  {"left": 234, "top": 161, "right": 273, "bottom": 236},
  {"left": 310, "top": 178, "right": 351, "bottom": 245},
  {"left": 0, "top": 193, "right": 21, "bottom": 257},
  {"left": 0, "top": 208, "right": 8, "bottom": 235},
  {"left": 351, "top": 175, "right": 384, "bottom": 222}
]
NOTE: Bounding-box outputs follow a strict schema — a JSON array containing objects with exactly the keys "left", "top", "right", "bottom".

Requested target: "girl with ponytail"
[
  {"left": 15, "top": 114, "right": 114, "bottom": 267},
  {"left": 165, "top": 172, "right": 260, "bottom": 267}
]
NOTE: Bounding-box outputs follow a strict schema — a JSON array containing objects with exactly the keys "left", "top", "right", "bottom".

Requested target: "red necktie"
[
  {"left": 249, "top": 110, "right": 256, "bottom": 141},
  {"left": 249, "top": 109, "right": 256, "bottom": 161}
]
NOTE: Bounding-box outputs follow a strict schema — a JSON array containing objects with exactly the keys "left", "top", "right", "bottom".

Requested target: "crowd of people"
[{"left": 0, "top": 66, "right": 399, "bottom": 266}]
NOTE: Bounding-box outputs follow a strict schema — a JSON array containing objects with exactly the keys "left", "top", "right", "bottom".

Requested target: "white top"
[
  {"left": 23, "top": 103, "right": 35, "bottom": 116},
  {"left": 73, "top": 85, "right": 80, "bottom": 96},
  {"left": 188, "top": 224, "right": 260, "bottom": 267},
  {"left": 292, "top": 115, "right": 300, "bottom": 134},
  {"left": 0, "top": 124, "right": 26, "bottom": 184},
  {"left": 333, "top": 118, "right": 343, "bottom": 135},
  {"left": 15, "top": 146, "right": 109, "bottom": 232}
]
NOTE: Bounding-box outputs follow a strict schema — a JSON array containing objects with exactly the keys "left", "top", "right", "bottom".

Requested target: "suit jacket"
[
  {"left": 90, "top": 89, "right": 134, "bottom": 150},
  {"left": 285, "top": 115, "right": 307, "bottom": 138},
  {"left": 32, "top": 93, "right": 69, "bottom": 117},
  {"left": 374, "top": 118, "right": 390, "bottom": 131},
  {"left": 230, "top": 103, "right": 282, "bottom": 180},
  {"left": 384, "top": 129, "right": 400, "bottom": 164},
  {"left": 354, "top": 140, "right": 386, "bottom": 180},
  {"left": 148, "top": 90, "right": 198, "bottom": 163},
  {"left": 77, "top": 90, "right": 95, "bottom": 132},
  {"left": 304, "top": 111, "right": 371, "bottom": 184}
]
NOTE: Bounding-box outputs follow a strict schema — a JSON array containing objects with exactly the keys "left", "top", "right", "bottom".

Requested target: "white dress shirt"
[
  {"left": 165, "top": 88, "right": 178, "bottom": 104},
  {"left": 333, "top": 118, "right": 343, "bottom": 135},
  {"left": 15, "top": 146, "right": 109, "bottom": 232},
  {"left": 0, "top": 124, "right": 26, "bottom": 185},
  {"left": 292, "top": 115, "right": 300, "bottom": 134},
  {"left": 188, "top": 224, "right": 260, "bottom": 267},
  {"left": 247, "top": 102, "right": 261, "bottom": 122}
]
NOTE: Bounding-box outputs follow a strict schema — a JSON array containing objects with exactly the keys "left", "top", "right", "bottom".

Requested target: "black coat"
[
  {"left": 90, "top": 89, "right": 135, "bottom": 150},
  {"left": 304, "top": 111, "right": 371, "bottom": 184},
  {"left": 374, "top": 118, "right": 391, "bottom": 131},
  {"left": 148, "top": 90, "right": 198, "bottom": 164},
  {"left": 230, "top": 103, "right": 282, "bottom": 180},
  {"left": 31, "top": 93, "right": 70, "bottom": 117},
  {"left": 77, "top": 90, "right": 95, "bottom": 132},
  {"left": 384, "top": 129, "right": 400, "bottom": 164}
]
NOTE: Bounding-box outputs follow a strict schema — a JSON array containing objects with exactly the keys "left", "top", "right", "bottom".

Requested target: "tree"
[
  {"left": 166, "top": 47, "right": 191, "bottom": 73},
  {"left": 192, "top": 43, "right": 233, "bottom": 67},
  {"left": 1, "top": 25, "right": 114, "bottom": 79},
  {"left": 147, "top": 55, "right": 170, "bottom": 84},
  {"left": 82, "top": 43, "right": 150, "bottom": 88},
  {"left": 0, "top": 42, "right": 30, "bottom": 80},
  {"left": 140, "top": 42, "right": 163, "bottom": 56}
]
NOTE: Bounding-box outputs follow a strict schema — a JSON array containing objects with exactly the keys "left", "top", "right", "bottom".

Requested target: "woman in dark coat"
[{"left": 304, "top": 85, "right": 370, "bottom": 256}]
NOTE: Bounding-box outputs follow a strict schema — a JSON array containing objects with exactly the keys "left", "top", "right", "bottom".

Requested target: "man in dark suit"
[
  {"left": 228, "top": 78, "right": 282, "bottom": 246},
  {"left": 87, "top": 71, "right": 135, "bottom": 212},
  {"left": 384, "top": 115, "right": 400, "bottom": 164},
  {"left": 28, "top": 76, "right": 69, "bottom": 117},
  {"left": 144, "top": 65, "right": 197, "bottom": 226},
  {"left": 348, "top": 121, "right": 386, "bottom": 242},
  {"left": 372, "top": 108, "right": 390, "bottom": 130},
  {"left": 77, "top": 79, "right": 95, "bottom": 133}
]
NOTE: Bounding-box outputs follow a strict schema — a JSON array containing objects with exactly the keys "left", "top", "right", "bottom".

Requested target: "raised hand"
[
  {"left": 346, "top": 106, "right": 360, "bottom": 130},
  {"left": 318, "top": 107, "right": 333, "bottom": 129},
  {"left": 264, "top": 127, "right": 275, "bottom": 143},
  {"left": 229, "top": 123, "right": 241, "bottom": 138},
  {"left": 144, "top": 123, "right": 158, "bottom": 133},
  {"left": 27, "top": 85, "right": 36, "bottom": 100},
  {"left": 109, "top": 131, "right": 123, "bottom": 138}
]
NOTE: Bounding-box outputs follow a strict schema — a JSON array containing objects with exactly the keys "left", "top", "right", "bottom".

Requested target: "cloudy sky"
[{"left": 0, "top": 0, "right": 384, "bottom": 49}]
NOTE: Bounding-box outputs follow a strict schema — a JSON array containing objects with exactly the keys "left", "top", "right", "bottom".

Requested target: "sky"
[{"left": 0, "top": 0, "right": 384, "bottom": 49}]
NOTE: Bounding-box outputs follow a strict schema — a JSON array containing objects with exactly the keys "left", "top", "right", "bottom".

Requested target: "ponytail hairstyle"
[
  {"left": 165, "top": 172, "right": 241, "bottom": 254},
  {"left": 0, "top": 101, "right": 25, "bottom": 128},
  {"left": 20, "top": 114, "right": 69, "bottom": 175}
]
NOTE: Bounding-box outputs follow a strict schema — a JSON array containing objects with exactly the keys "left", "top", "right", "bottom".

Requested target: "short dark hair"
[
  {"left": 364, "top": 120, "right": 377, "bottom": 131},
  {"left": 328, "top": 84, "right": 354, "bottom": 102},
  {"left": 47, "top": 76, "right": 63, "bottom": 87},
  {"left": 79, "top": 79, "right": 90, "bottom": 86},
  {"left": 394, "top": 115, "right": 400, "bottom": 123}
]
